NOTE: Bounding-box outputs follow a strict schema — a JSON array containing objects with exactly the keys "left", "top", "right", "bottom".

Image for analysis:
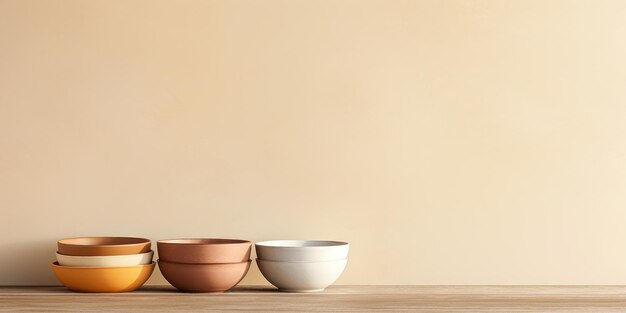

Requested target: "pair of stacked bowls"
[
  {"left": 255, "top": 240, "right": 349, "bottom": 292},
  {"left": 157, "top": 239, "right": 252, "bottom": 292},
  {"left": 51, "top": 237, "right": 155, "bottom": 293}
]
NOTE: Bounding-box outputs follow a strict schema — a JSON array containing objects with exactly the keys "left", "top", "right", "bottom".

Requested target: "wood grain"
[{"left": 3, "top": 286, "right": 626, "bottom": 312}]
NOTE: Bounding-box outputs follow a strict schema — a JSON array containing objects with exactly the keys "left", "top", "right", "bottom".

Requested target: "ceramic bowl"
[
  {"left": 256, "top": 258, "right": 347, "bottom": 292},
  {"left": 158, "top": 259, "right": 251, "bottom": 292},
  {"left": 56, "top": 251, "right": 153, "bottom": 267},
  {"left": 50, "top": 262, "right": 155, "bottom": 293},
  {"left": 255, "top": 240, "right": 349, "bottom": 262},
  {"left": 157, "top": 238, "right": 251, "bottom": 264},
  {"left": 57, "top": 237, "right": 151, "bottom": 256}
]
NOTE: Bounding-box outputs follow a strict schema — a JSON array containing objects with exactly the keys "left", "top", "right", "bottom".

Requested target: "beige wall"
[{"left": 1, "top": 0, "right": 626, "bottom": 286}]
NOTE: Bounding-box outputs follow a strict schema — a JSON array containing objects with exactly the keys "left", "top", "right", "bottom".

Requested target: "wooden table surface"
[{"left": 3, "top": 285, "right": 626, "bottom": 312}]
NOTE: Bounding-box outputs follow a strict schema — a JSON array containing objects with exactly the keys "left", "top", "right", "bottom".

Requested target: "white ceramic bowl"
[
  {"left": 255, "top": 240, "right": 349, "bottom": 262},
  {"left": 256, "top": 258, "right": 347, "bottom": 292},
  {"left": 56, "top": 250, "right": 154, "bottom": 267}
]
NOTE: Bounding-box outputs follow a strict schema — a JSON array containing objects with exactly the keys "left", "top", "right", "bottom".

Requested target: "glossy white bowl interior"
[
  {"left": 255, "top": 240, "right": 349, "bottom": 262},
  {"left": 56, "top": 250, "right": 154, "bottom": 267},
  {"left": 256, "top": 258, "right": 347, "bottom": 292}
]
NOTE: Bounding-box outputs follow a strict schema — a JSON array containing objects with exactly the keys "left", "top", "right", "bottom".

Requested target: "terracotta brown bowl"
[
  {"left": 58, "top": 237, "right": 151, "bottom": 256},
  {"left": 157, "top": 239, "right": 251, "bottom": 264},
  {"left": 158, "top": 259, "right": 251, "bottom": 293},
  {"left": 51, "top": 262, "right": 155, "bottom": 293}
]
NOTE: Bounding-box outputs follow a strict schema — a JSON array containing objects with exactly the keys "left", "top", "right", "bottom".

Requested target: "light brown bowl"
[
  {"left": 158, "top": 259, "right": 251, "bottom": 293},
  {"left": 157, "top": 239, "right": 251, "bottom": 264},
  {"left": 51, "top": 262, "right": 155, "bottom": 293},
  {"left": 58, "top": 237, "right": 151, "bottom": 256}
]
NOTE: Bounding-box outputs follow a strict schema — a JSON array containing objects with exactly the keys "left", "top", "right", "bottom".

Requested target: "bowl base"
[
  {"left": 279, "top": 288, "right": 325, "bottom": 293},
  {"left": 67, "top": 288, "right": 138, "bottom": 293},
  {"left": 180, "top": 290, "right": 227, "bottom": 293}
]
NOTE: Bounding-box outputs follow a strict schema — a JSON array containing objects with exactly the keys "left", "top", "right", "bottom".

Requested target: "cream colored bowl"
[
  {"left": 56, "top": 251, "right": 154, "bottom": 267},
  {"left": 256, "top": 258, "right": 347, "bottom": 292},
  {"left": 255, "top": 240, "right": 349, "bottom": 262}
]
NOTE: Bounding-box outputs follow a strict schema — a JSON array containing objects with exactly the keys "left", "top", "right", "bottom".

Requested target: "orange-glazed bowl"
[
  {"left": 57, "top": 237, "right": 151, "bottom": 256},
  {"left": 51, "top": 262, "right": 155, "bottom": 293}
]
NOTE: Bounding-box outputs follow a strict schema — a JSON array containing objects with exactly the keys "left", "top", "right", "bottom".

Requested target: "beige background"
[{"left": 1, "top": 0, "right": 626, "bottom": 286}]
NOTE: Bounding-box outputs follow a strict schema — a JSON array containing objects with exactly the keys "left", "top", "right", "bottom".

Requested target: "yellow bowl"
[{"left": 51, "top": 261, "right": 155, "bottom": 293}]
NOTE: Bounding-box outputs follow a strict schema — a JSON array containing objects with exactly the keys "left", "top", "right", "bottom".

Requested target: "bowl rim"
[
  {"left": 255, "top": 258, "right": 348, "bottom": 264},
  {"left": 56, "top": 250, "right": 154, "bottom": 259},
  {"left": 157, "top": 238, "right": 251, "bottom": 246},
  {"left": 157, "top": 259, "right": 252, "bottom": 266},
  {"left": 57, "top": 237, "right": 151, "bottom": 248},
  {"left": 51, "top": 261, "right": 155, "bottom": 269},
  {"left": 255, "top": 240, "right": 349, "bottom": 248}
]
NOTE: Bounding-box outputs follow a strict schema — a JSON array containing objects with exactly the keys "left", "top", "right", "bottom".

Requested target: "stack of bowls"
[
  {"left": 157, "top": 238, "right": 252, "bottom": 292},
  {"left": 256, "top": 240, "right": 349, "bottom": 292},
  {"left": 51, "top": 237, "right": 155, "bottom": 293}
]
